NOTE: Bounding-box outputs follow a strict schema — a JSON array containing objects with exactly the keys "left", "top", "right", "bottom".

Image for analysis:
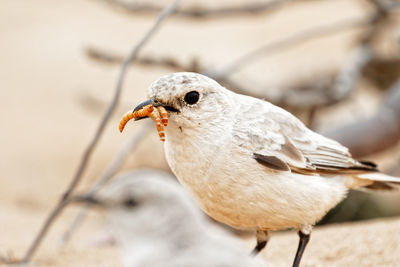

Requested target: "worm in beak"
[{"left": 118, "top": 99, "right": 169, "bottom": 142}]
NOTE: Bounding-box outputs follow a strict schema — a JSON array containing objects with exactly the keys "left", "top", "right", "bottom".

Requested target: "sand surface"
[{"left": 3, "top": 210, "right": 399, "bottom": 266}]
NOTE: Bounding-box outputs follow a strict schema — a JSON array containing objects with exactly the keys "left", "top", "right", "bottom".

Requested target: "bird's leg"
[
  {"left": 251, "top": 230, "right": 269, "bottom": 256},
  {"left": 292, "top": 225, "right": 312, "bottom": 267}
]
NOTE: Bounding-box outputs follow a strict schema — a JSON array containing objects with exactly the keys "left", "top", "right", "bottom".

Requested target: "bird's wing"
[{"left": 233, "top": 99, "right": 377, "bottom": 175}]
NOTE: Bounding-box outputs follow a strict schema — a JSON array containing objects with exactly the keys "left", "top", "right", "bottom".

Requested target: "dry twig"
[
  {"left": 218, "top": 0, "right": 400, "bottom": 111},
  {"left": 324, "top": 79, "right": 400, "bottom": 158},
  {"left": 60, "top": 122, "right": 153, "bottom": 244},
  {"left": 208, "top": 17, "right": 373, "bottom": 80},
  {"left": 86, "top": 46, "right": 200, "bottom": 72},
  {"left": 0, "top": 0, "right": 182, "bottom": 264},
  {"left": 85, "top": 15, "right": 375, "bottom": 104},
  {"left": 86, "top": 15, "right": 373, "bottom": 79},
  {"left": 83, "top": 0, "right": 400, "bottom": 156},
  {"left": 276, "top": 44, "right": 373, "bottom": 108}
]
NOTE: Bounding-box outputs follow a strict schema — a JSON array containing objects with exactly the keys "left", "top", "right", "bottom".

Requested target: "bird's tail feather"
[{"left": 356, "top": 172, "right": 400, "bottom": 191}]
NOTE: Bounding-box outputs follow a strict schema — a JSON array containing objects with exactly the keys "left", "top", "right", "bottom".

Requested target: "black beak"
[
  {"left": 133, "top": 97, "right": 179, "bottom": 121},
  {"left": 133, "top": 98, "right": 156, "bottom": 112}
]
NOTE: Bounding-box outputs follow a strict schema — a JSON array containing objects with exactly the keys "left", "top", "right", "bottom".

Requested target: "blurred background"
[{"left": 1, "top": 0, "right": 400, "bottom": 266}]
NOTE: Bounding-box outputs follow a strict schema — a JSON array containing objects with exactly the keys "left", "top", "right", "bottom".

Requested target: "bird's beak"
[
  {"left": 132, "top": 98, "right": 156, "bottom": 118},
  {"left": 133, "top": 97, "right": 178, "bottom": 121},
  {"left": 119, "top": 97, "right": 178, "bottom": 138},
  {"left": 70, "top": 194, "right": 107, "bottom": 208}
]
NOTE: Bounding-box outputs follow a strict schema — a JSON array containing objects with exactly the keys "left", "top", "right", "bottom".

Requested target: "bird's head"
[
  {"left": 126, "top": 72, "right": 233, "bottom": 136},
  {"left": 72, "top": 170, "right": 204, "bottom": 239}
]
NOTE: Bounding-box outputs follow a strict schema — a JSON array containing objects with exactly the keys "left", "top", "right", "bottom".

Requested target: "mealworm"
[
  {"left": 119, "top": 105, "right": 154, "bottom": 133},
  {"left": 148, "top": 108, "right": 165, "bottom": 142},
  {"left": 157, "top": 106, "right": 168, "bottom": 127}
]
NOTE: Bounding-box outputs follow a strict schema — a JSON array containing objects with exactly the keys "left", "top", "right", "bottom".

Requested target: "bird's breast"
[
  {"left": 163, "top": 125, "right": 265, "bottom": 228},
  {"left": 163, "top": 120, "right": 348, "bottom": 230}
]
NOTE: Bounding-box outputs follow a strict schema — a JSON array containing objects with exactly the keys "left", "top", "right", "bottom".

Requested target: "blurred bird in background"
[{"left": 74, "top": 170, "right": 267, "bottom": 267}]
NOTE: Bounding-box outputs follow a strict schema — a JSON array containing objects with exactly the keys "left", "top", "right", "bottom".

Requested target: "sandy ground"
[
  {"left": 3, "top": 210, "right": 399, "bottom": 267},
  {"left": 1, "top": 0, "right": 400, "bottom": 266}
]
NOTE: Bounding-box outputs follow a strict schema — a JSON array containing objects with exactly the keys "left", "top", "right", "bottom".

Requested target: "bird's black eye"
[
  {"left": 122, "top": 198, "right": 138, "bottom": 208},
  {"left": 184, "top": 91, "right": 200, "bottom": 105}
]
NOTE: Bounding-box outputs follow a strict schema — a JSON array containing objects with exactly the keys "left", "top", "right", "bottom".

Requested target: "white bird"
[
  {"left": 75, "top": 170, "right": 267, "bottom": 267},
  {"left": 127, "top": 72, "right": 400, "bottom": 267}
]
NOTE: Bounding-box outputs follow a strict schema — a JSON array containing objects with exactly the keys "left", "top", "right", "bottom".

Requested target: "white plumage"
[{"left": 134, "top": 72, "right": 400, "bottom": 266}]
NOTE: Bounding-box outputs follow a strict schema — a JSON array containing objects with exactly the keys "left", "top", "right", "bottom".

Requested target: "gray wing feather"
[{"left": 233, "top": 99, "right": 376, "bottom": 174}]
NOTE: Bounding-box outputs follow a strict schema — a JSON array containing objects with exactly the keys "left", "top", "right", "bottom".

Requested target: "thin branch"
[
  {"left": 267, "top": 44, "right": 371, "bottom": 113},
  {"left": 364, "top": 0, "right": 398, "bottom": 15},
  {"left": 222, "top": 46, "right": 371, "bottom": 110},
  {"left": 86, "top": 16, "right": 372, "bottom": 78},
  {"left": 203, "top": 38, "right": 373, "bottom": 110},
  {"left": 84, "top": 14, "right": 377, "bottom": 107},
  {"left": 100, "top": 0, "right": 296, "bottom": 19},
  {"left": 60, "top": 122, "right": 152, "bottom": 244},
  {"left": 84, "top": 16, "right": 374, "bottom": 110},
  {"left": 323, "top": 79, "right": 400, "bottom": 158},
  {"left": 85, "top": 46, "right": 200, "bottom": 72},
  {"left": 207, "top": 16, "right": 373, "bottom": 80},
  {"left": 329, "top": 44, "right": 372, "bottom": 101},
  {"left": 267, "top": 9, "right": 382, "bottom": 110},
  {"left": 1, "top": 0, "right": 182, "bottom": 264},
  {"left": 211, "top": 1, "right": 400, "bottom": 108},
  {"left": 208, "top": 0, "right": 400, "bottom": 79},
  {"left": 84, "top": 0, "right": 399, "bottom": 112},
  {"left": 84, "top": 15, "right": 375, "bottom": 106}
]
